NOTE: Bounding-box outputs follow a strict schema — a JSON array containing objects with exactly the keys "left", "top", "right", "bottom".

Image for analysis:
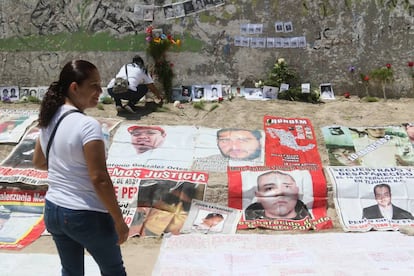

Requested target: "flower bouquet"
[{"left": 145, "top": 26, "right": 181, "bottom": 102}]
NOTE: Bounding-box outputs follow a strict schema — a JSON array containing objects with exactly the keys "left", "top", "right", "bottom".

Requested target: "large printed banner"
[
  {"left": 0, "top": 118, "right": 122, "bottom": 186},
  {"left": 0, "top": 110, "right": 37, "bottom": 143},
  {"left": 228, "top": 116, "right": 332, "bottom": 230},
  {"left": 327, "top": 166, "right": 414, "bottom": 232},
  {"left": 107, "top": 167, "right": 208, "bottom": 237},
  {"left": 321, "top": 124, "right": 414, "bottom": 166},
  {"left": 109, "top": 124, "right": 264, "bottom": 172},
  {"left": 0, "top": 189, "right": 46, "bottom": 250},
  {"left": 153, "top": 232, "right": 414, "bottom": 275}
]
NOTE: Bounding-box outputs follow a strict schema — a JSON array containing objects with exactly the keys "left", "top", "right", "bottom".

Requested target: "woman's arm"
[
  {"left": 83, "top": 140, "right": 129, "bottom": 245},
  {"left": 32, "top": 138, "right": 47, "bottom": 170}
]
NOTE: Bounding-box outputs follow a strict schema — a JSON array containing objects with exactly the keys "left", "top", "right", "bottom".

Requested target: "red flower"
[
  {"left": 408, "top": 61, "right": 414, "bottom": 67},
  {"left": 218, "top": 97, "right": 224, "bottom": 102},
  {"left": 363, "top": 75, "right": 370, "bottom": 81},
  {"left": 386, "top": 63, "right": 392, "bottom": 69},
  {"left": 344, "top": 92, "right": 350, "bottom": 98}
]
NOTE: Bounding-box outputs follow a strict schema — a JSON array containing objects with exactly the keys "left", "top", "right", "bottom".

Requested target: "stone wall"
[{"left": 0, "top": 0, "right": 413, "bottom": 97}]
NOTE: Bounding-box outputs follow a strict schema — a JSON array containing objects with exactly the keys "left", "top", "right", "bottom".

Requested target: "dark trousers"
[{"left": 108, "top": 84, "right": 148, "bottom": 107}]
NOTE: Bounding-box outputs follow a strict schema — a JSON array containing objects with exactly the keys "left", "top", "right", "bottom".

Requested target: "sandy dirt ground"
[{"left": 2, "top": 95, "right": 414, "bottom": 275}]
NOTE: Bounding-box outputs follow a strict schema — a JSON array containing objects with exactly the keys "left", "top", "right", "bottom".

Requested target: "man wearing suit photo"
[{"left": 362, "top": 183, "right": 414, "bottom": 220}]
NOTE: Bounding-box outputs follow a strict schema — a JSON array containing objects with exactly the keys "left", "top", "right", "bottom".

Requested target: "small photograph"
[
  {"left": 248, "top": 24, "right": 255, "bottom": 34},
  {"left": 257, "top": 38, "right": 266, "bottom": 48},
  {"left": 163, "top": 5, "right": 175, "bottom": 19},
  {"left": 37, "top": 86, "right": 48, "bottom": 101},
  {"left": 183, "top": 1, "right": 196, "bottom": 15},
  {"left": 262, "top": 85, "right": 278, "bottom": 99},
  {"left": 192, "top": 0, "right": 205, "bottom": 12},
  {"left": 192, "top": 86, "right": 205, "bottom": 101},
  {"left": 240, "top": 23, "right": 248, "bottom": 34},
  {"left": 275, "top": 21, "right": 284, "bottom": 32},
  {"left": 254, "top": 24, "right": 263, "bottom": 34},
  {"left": 191, "top": 210, "right": 226, "bottom": 233},
  {"left": 231, "top": 86, "right": 244, "bottom": 97},
  {"left": 250, "top": 38, "right": 258, "bottom": 48},
  {"left": 181, "top": 86, "right": 192, "bottom": 102},
  {"left": 143, "top": 6, "right": 154, "bottom": 21},
  {"left": 133, "top": 4, "right": 144, "bottom": 20},
  {"left": 205, "top": 85, "right": 222, "bottom": 101},
  {"left": 266, "top": 37, "right": 274, "bottom": 48},
  {"left": 274, "top": 37, "right": 282, "bottom": 48},
  {"left": 9, "top": 86, "right": 19, "bottom": 101},
  {"left": 284, "top": 21, "right": 293, "bottom": 32},
  {"left": 244, "top": 88, "right": 263, "bottom": 100},
  {"left": 282, "top": 37, "right": 290, "bottom": 48},
  {"left": 234, "top": 36, "right": 242, "bottom": 46},
  {"left": 221, "top": 85, "right": 231, "bottom": 98},
  {"left": 1, "top": 86, "right": 19, "bottom": 102},
  {"left": 203, "top": 0, "right": 215, "bottom": 8},
  {"left": 173, "top": 3, "right": 185, "bottom": 18},
  {"left": 298, "top": 36, "right": 307, "bottom": 48},
  {"left": 320, "top": 83, "right": 335, "bottom": 100},
  {"left": 301, "top": 83, "right": 311, "bottom": 93},
  {"left": 241, "top": 37, "right": 250, "bottom": 47},
  {"left": 280, "top": 83, "right": 290, "bottom": 92},
  {"left": 290, "top": 37, "right": 299, "bottom": 48}
]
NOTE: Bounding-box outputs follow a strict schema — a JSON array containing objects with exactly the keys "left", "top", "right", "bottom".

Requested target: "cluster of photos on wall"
[
  {"left": 133, "top": 0, "right": 226, "bottom": 21},
  {"left": 234, "top": 22, "right": 307, "bottom": 48},
  {"left": 0, "top": 86, "right": 49, "bottom": 103},
  {"left": 171, "top": 83, "right": 336, "bottom": 102}
]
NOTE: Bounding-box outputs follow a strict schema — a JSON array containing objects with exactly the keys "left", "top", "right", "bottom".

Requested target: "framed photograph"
[
  {"left": 234, "top": 36, "right": 242, "bottom": 46},
  {"left": 320, "top": 83, "right": 335, "bottom": 100},
  {"left": 301, "top": 83, "right": 311, "bottom": 94},
  {"left": 284, "top": 21, "right": 293, "bottom": 32},
  {"left": 266, "top": 37, "right": 274, "bottom": 48},
  {"left": 275, "top": 22, "right": 284, "bottom": 32}
]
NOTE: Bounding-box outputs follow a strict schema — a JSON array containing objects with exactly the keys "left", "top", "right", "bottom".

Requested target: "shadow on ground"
[{"left": 116, "top": 102, "right": 161, "bottom": 120}]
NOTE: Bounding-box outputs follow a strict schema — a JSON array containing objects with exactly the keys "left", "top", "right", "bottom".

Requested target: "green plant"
[
  {"left": 192, "top": 101, "right": 206, "bottom": 110},
  {"left": 264, "top": 58, "right": 299, "bottom": 88},
  {"left": 362, "top": 96, "right": 379, "bottom": 102},
  {"left": 96, "top": 103, "right": 104, "bottom": 110},
  {"left": 28, "top": 96, "right": 40, "bottom": 103},
  {"left": 370, "top": 64, "right": 394, "bottom": 99},
  {"left": 100, "top": 96, "right": 113, "bottom": 104},
  {"left": 278, "top": 87, "right": 320, "bottom": 103}
]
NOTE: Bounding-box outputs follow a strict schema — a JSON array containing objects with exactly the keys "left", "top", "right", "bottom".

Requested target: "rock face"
[{"left": 0, "top": 0, "right": 413, "bottom": 97}]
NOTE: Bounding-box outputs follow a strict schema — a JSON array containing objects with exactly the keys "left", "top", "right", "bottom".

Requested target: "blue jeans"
[{"left": 44, "top": 200, "right": 126, "bottom": 276}]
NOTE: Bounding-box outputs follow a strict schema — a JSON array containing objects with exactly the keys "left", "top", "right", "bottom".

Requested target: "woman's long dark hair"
[{"left": 37, "top": 60, "right": 97, "bottom": 128}]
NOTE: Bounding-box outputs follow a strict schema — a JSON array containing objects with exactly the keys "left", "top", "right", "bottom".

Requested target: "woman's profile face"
[{"left": 74, "top": 69, "right": 102, "bottom": 109}]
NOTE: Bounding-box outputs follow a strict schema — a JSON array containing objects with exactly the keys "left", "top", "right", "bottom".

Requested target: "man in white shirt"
[{"left": 107, "top": 55, "right": 163, "bottom": 113}]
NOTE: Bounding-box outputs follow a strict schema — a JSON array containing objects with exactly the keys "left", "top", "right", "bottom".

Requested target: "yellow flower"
[{"left": 153, "top": 37, "right": 161, "bottom": 43}]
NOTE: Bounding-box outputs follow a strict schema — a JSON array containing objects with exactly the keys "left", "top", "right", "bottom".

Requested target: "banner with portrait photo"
[
  {"left": 0, "top": 111, "right": 37, "bottom": 144},
  {"left": 0, "top": 189, "right": 46, "bottom": 250},
  {"left": 192, "top": 127, "right": 265, "bottom": 172},
  {"left": 227, "top": 116, "right": 331, "bottom": 231},
  {"left": 180, "top": 199, "right": 242, "bottom": 234},
  {"left": 228, "top": 167, "right": 331, "bottom": 231},
  {"left": 327, "top": 166, "right": 414, "bottom": 232},
  {"left": 0, "top": 118, "right": 121, "bottom": 186},
  {"left": 321, "top": 124, "right": 414, "bottom": 167},
  {"left": 107, "top": 167, "right": 208, "bottom": 237}
]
